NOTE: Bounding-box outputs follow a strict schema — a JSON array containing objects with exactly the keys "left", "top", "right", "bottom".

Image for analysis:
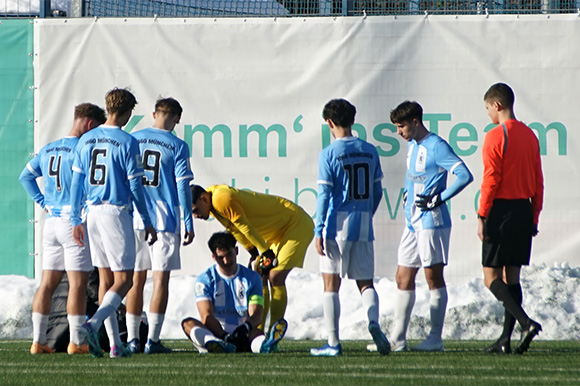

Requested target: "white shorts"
[
  {"left": 319, "top": 239, "right": 374, "bottom": 280},
  {"left": 397, "top": 227, "right": 450, "bottom": 268},
  {"left": 87, "top": 205, "right": 136, "bottom": 271},
  {"left": 134, "top": 230, "right": 181, "bottom": 272},
  {"left": 42, "top": 216, "right": 92, "bottom": 272}
]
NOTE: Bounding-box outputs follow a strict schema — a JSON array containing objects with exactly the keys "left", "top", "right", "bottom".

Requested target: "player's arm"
[
  {"left": 177, "top": 177, "right": 195, "bottom": 245},
  {"left": 70, "top": 168, "right": 86, "bottom": 245},
  {"left": 197, "top": 299, "right": 227, "bottom": 339},
  {"left": 478, "top": 130, "right": 504, "bottom": 219},
  {"left": 227, "top": 212, "right": 269, "bottom": 253},
  {"left": 128, "top": 176, "right": 157, "bottom": 246},
  {"left": 19, "top": 164, "right": 45, "bottom": 209},
  {"left": 314, "top": 182, "right": 332, "bottom": 256},
  {"left": 372, "top": 178, "right": 383, "bottom": 215},
  {"left": 246, "top": 303, "right": 263, "bottom": 331},
  {"left": 416, "top": 143, "right": 474, "bottom": 211}
]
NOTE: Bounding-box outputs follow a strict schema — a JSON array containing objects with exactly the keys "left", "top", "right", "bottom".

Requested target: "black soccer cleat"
[
  {"left": 514, "top": 320, "right": 542, "bottom": 354},
  {"left": 483, "top": 339, "right": 511, "bottom": 354}
]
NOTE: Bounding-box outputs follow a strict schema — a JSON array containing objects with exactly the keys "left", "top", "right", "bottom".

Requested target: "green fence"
[{"left": 0, "top": 19, "right": 34, "bottom": 277}]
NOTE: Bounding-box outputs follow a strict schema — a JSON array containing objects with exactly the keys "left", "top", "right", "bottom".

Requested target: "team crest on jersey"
[
  {"left": 195, "top": 282, "right": 206, "bottom": 297},
  {"left": 416, "top": 146, "right": 427, "bottom": 173}
]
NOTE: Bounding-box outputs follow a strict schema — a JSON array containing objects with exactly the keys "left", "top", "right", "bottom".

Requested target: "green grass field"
[{"left": 1, "top": 339, "right": 579, "bottom": 386}]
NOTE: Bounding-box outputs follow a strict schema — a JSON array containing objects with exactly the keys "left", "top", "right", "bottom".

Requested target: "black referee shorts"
[{"left": 482, "top": 199, "right": 534, "bottom": 268}]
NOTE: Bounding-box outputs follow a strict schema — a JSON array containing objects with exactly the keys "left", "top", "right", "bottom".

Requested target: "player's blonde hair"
[{"left": 105, "top": 88, "right": 137, "bottom": 116}]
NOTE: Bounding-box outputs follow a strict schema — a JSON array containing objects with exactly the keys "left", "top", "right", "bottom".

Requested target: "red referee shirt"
[{"left": 478, "top": 119, "right": 544, "bottom": 224}]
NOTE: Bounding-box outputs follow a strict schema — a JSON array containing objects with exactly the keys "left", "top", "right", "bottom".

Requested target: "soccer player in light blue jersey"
[
  {"left": 181, "top": 232, "right": 287, "bottom": 354},
  {"left": 310, "top": 99, "right": 390, "bottom": 357},
  {"left": 125, "top": 97, "right": 195, "bottom": 354},
  {"left": 71, "top": 88, "right": 157, "bottom": 358},
  {"left": 389, "top": 101, "right": 473, "bottom": 352},
  {"left": 20, "top": 103, "right": 106, "bottom": 355}
]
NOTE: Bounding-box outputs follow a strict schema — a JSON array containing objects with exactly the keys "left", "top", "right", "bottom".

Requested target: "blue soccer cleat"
[
  {"left": 80, "top": 322, "right": 103, "bottom": 358},
  {"left": 127, "top": 338, "right": 141, "bottom": 354},
  {"left": 204, "top": 340, "right": 237, "bottom": 354},
  {"left": 368, "top": 321, "right": 391, "bottom": 355},
  {"left": 144, "top": 339, "right": 172, "bottom": 354},
  {"left": 310, "top": 343, "right": 343, "bottom": 357},
  {"left": 260, "top": 318, "right": 288, "bottom": 353},
  {"left": 110, "top": 343, "right": 133, "bottom": 358}
]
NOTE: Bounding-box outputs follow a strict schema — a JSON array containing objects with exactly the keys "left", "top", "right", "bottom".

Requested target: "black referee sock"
[
  {"left": 499, "top": 284, "right": 523, "bottom": 342},
  {"left": 489, "top": 279, "right": 530, "bottom": 330}
]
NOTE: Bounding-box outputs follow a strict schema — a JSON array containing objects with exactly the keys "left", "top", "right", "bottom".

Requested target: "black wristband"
[{"left": 477, "top": 214, "right": 486, "bottom": 220}]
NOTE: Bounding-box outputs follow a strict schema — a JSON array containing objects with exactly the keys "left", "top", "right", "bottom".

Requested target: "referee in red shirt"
[{"left": 478, "top": 83, "right": 544, "bottom": 355}]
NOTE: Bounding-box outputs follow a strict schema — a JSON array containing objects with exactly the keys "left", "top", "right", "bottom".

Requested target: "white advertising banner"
[{"left": 33, "top": 15, "right": 578, "bottom": 283}]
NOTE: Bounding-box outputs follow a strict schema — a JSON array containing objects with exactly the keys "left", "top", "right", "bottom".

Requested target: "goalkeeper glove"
[
  {"left": 247, "top": 247, "right": 259, "bottom": 269},
  {"left": 259, "top": 249, "right": 278, "bottom": 277},
  {"left": 415, "top": 193, "right": 444, "bottom": 211}
]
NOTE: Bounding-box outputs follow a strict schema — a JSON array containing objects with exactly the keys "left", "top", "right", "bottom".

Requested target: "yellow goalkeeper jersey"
[{"left": 207, "top": 184, "right": 309, "bottom": 253}]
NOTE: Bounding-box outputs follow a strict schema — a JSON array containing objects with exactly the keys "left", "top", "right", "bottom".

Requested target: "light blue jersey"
[
  {"left": 316, "top": 136, "right": 383, "bottom": 241},
  {"left": 404, "top": 133, "right": 473, "bottom": 231},
  {"left": 19, "top": 136, "right": 78, "bottom": 218},
  {"left": 195, "top": 264, "right": 263, "bottom": 330},
  {"left": 70, "top": 125, "right": 151, "bottom": 227},
  {"left": 132, "top": 127, "right": 194, "bottom": 233}
]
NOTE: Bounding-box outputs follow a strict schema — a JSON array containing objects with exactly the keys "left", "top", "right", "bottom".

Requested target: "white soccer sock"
[
  {"left": 32, "top": 312, "right": 49, "bottom": 345},
  {"left": 361, "top": 287, "right": 379, "bottom": 324},
  {"left": 88, "top": 291, "right": 122, "bottom": 330},
  {"left": 390, "top": 289, "right": 415, "bottom": 345},
  {"left": 189, "top": 326, "right": 214, "bottom": 353},
  {"left": 251, "top": 335, "right": 266, "bottom": 354},
  {"left": 126, "top": 313, "right": 141, "bottom": 342},
  {"left": 104, "top": 313, "right": 123, "bottom": 348},
  {"left": 147, "top": 312, "right": 165, "bottom": 343},
  {"left": 67, "top": 314, "right": 86, "bottom": 346},
  {"left": 323, "top": 292, "right": 340, "bottom": 347},
  {"left": 429, "top": 287, "right": 448, "bottom": 340}
]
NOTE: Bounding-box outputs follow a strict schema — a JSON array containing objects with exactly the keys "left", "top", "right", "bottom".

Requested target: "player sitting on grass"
[{"left": 181, "top": 232, "right": 287, "bottom": 354}]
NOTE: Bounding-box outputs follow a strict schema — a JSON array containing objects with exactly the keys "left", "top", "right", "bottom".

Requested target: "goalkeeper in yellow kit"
[{"left": 190, "top": 184, "right": 314, "bottom": 339}]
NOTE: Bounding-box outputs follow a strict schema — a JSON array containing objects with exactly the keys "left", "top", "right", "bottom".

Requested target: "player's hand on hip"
[
  {"left": 183, "top": 229, "right": 195, "bottom": 246},
  {"left": 73, "top": 225, "right": 85, "bottom": 247},
  {"left": 144, "top": 226, "right": 158, "bottom": 246},
  {"left": 315, "top": 237, "right": 325, "bottom": 256},
  {"left": 415, "top": 193, "right": 443, "bottom": 211}
]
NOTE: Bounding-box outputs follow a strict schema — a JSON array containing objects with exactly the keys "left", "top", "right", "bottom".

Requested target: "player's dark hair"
[
  {"left": 484, "top": 83, "right": 515, "bottom": 109},
  {"left": 322, "top": 99, "right": 356, "bottom": 128},
  {"left": 390, "top": 101, "right": 423, "bottom": 124},
  {"left": 105, "top": 87, "right": 137, "bottom": 116},
  {"left": 74, "top": 103, "right": 106, "bottom": 124},
  {"left": 190, "top": 184, "right": 207, "bottom": 204},
  {"left": 155, "top": 97, "right": 183, "bottom": 117},
  {"left": 207, "top": 232, "right": 237, "bottom": 255}
]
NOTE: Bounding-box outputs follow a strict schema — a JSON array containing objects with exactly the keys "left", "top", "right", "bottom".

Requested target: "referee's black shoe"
[
  {"left": 483, "top": 339, "right": 511, "bottom": 354},
  {"left": 514, "top": 320, "right": 542, "bottom": 354}
]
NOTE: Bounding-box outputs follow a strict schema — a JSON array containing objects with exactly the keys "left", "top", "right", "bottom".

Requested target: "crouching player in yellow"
[
  {"left": 181, "top": 232, "right": 286, "bottom": 353},
  {"left": 190, "top": 184, "right": 314, "bottom": 344}
]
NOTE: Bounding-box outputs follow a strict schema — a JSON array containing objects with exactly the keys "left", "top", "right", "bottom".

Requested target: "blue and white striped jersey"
[
  {"left": 404, "top": 133, "right": 473, "bottom": 231},
  {"left": 316, "top": 136, "right": 383, "bottom": 241},
  {"left": 195, "top": 264, "right": 263, "bottom": 332},
  {"left": 131, "top": 128, "right": 194, "bottom": 233},
  {"left": 19, "top": 136, "right": 78, "bottom": 218},
  {"left": 71, "top": 125, "right": 149, "bottom": 226}
]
